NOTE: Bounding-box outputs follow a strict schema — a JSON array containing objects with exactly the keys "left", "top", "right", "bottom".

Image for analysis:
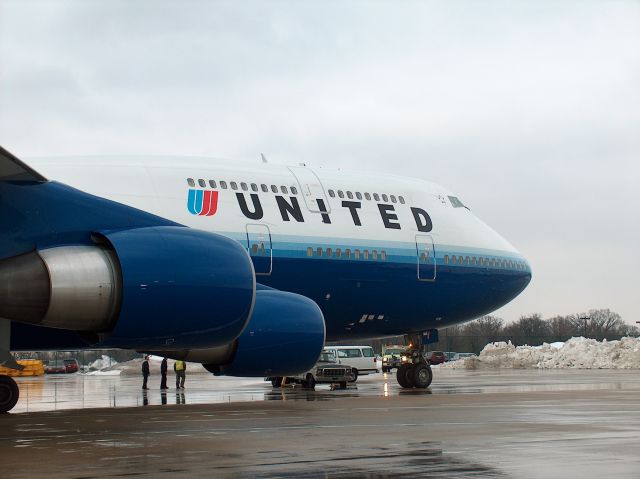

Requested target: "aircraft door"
[
  {"left": 246, "top": 224, "right": 272, "bottom": 275},
  {"left": 288, "top": 166, "right": 331, "bottom": 214},
  {"left": 416, "top": 234, "right": 436, "bottom": 281}
]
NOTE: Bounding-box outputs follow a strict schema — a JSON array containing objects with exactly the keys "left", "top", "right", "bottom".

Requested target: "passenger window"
[
  {"left": 364, "top": 193, "right": 371, "bottom": 200},
  {"left": 391, "top": 195, "right": 396, "bottom": 203},
  {"left": 451, "top": 256, "right": 457, "bottom": 265},
  {"left": 381, "top": 251, "right": 387, "bottom": 261},
  {"left": 209, "top": 180, "right": 217, "bottom": 188},
  {"left": 382, "top": 194, "right": 388, "bottom": 202},
  {"left": 347, "top": 191, "right": 353, "bottom": 199},
  {"left": 338, "top": 190, "right": 344, "bottom": 199},
  {"left": 261, "top": 184, "right": 268, "bottom": 192},
  {"left": 329, "top": 189, "right": 335, "bottom": 198},
  {"left": 362, "top": 348, "right": 374, "bottom": 358},
  {"left": 240, "top": 182, "right": 248, "bottom": 191},
  {"left": 466, "top": 256, "right": 470, "bottom": 265},
  {"left": 347, "top": 349, "right": 362, "bottom": 358},
  {"left": 316, "top": 247, "right": 323, "bottom": 257},
  {"left": 399, "top": 196, "right": 405, "bottom": 204},
  {"left": 306, "top": 247, "right": 313, "bottom": 257},
  {"left": 220, "top": 181, "right": 228, "bottom": 189},
  {"left": 354, "top": 249, "right": 360, "bottom": 260},
  {"left": 356, "top": 192, "right": 362, "bottom": 200},
  {"left": 281, "top": 186, "right": 288, "bottom": 194},
  {"left": 291, "top": 186, "right": 298, "bottom": 195},
  {"left": 336, "top": 248, "right": 342, "bottom": 258},
  {"left": 459, "top": 256, "right": 464, "bottom": 264},
  {"left": 326, "top": 248, "right": 333, "bottom": 258},
  {"left": 345, "top": 248, "right": 351, "bottom": 259},
  {"left": 251, "top": 183, "right": 258, "bottom": 192},
  {"left": 187, "top": 178, "right": 195, "bottom": 187},
  {"left": 373, "top": 193, "right": 380, "bottom": 201},
  {"left": 420, "top": 252, "right": 426, "bottom": 263},
  {"left": 337, "top": 350, "right": 348, "bottom": 358},
  {"left": 251, "top": 244, "right": 258, "bottom": 255},
  {"left": 444, "top": 255, "right": 449, "bottom": 264},
  {"left": 230, "top": 181, "right": 238, "bottom": 190},
  {"left": 371, "top": 250, "right": 378, "bottom": 260},
  {"left": 271, "top": 185, "right": 278, "bottom": 193},
  {"left": 198, "top": 179, "right": 206, "bottom": 187},
  {"left": 363, "top": 250, "right": 369, "bottom": 260}
]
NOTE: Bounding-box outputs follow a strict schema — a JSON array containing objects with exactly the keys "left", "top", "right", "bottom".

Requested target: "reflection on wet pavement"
[{"left": 10, "top": 368, "right": 640, "bottom": 413}]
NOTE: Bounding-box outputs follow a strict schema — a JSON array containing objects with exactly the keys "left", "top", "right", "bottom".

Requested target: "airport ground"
[{"left": 1, "top": 369, "right": 639, "bottom": 478}]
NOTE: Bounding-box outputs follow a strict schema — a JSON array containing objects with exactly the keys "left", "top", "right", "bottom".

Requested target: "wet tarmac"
[{"left": 2, "top": 369, "right": 640, "bottom": 478}]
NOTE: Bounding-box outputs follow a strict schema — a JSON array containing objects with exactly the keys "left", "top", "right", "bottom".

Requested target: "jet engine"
[
  {"left": 148, "top": 289, "right": 326, "bottom": 377},
  {"left": 0, "top": 226, "right": 256, "bottom": 349}
]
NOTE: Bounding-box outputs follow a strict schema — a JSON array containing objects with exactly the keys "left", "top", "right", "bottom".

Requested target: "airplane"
[{"left": 0, "top": 146, "right": 531, "bottom": 412}]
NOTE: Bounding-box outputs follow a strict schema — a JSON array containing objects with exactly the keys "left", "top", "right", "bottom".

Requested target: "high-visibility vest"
[{"left": 175, "top": 360, "right": 185, "bottom": 371}]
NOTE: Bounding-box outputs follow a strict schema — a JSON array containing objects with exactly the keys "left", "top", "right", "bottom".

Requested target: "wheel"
[
  {"left": 349, "top": 368, "right": 359, "bottom": 382},
  {"left": 0, "top": 376, "right": 19, "bottom": 413},
  {"left": 271, "top": 377, "right": 283, "bottom": 387},
  {"left": 303, "top": 373, "right": 316, "bottom": 389},
  {"left": 339, "top": 381, "right": 347, "bottom": 389},
  {"left": 396, "top": 364, "right": 414, "bottom": 388},
  {"left": 382, "top": 367, "right": 389, "bottom": 373},
  {"left": 412, "top": 363, "right": 433, "bottom": 388}
]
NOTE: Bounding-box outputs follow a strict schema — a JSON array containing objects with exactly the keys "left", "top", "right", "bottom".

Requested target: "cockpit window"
[{"left": 448, "top": 196, "right": 466, "bottom": 208}]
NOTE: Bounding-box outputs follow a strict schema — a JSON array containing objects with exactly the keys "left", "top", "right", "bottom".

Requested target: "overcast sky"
[{"left": 1, "top": 1, "right": 639, "bottom": 324}]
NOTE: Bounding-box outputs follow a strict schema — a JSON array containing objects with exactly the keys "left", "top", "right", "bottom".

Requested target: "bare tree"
[
  {"left": 475, "top": 316, "right": 504, "bottom": 343},
  {"left": 504, "top": 313, "right": 550, "bottom": 345},
  {"left": 547, "top": 315, "right": 575, "bottom": 341}
]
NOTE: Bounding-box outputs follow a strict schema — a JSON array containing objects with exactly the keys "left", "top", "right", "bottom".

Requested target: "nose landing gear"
[{"left": 395, "top": 330, "right": 437, "bottom": 389}]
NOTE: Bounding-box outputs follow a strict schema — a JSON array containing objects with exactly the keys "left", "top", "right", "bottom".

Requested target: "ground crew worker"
[
  {"left": 141, "top": 355, "right": 150, "bottom": 390},
  {"left": 174, "top": 359, "right": 186, "bottom": 389},
  {"left": 160, "top": 357, "right": 168, "bottom": 390}
]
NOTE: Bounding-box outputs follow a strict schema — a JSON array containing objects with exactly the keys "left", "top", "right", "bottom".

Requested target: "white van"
[{"left": 322, "top": 345, "right": 377, "bottom": 379}]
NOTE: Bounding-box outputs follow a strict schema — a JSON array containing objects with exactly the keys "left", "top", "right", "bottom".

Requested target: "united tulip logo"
[{"left": 187, "top": 189, "right": 219, "bottom": 216}]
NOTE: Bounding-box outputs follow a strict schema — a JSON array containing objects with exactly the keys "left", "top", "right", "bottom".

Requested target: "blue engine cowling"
[
  {"left": 98, "top": 226, "right": 256, "bottom": 350},
  {"left": 201, "top": 289, "right": 326, "bottom": 377}
]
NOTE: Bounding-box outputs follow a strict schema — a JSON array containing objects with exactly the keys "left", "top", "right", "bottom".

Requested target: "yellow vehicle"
[
  {"left": 381, "top": 345, "right": 406, "bottom": 373},
  {"left": 0, "top": 359, "right": 45, "bottom": 377}
]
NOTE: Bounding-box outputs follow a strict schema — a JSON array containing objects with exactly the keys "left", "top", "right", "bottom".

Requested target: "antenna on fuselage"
[{"left": 260, "top": 153, "right": 268, "bottom": 163}]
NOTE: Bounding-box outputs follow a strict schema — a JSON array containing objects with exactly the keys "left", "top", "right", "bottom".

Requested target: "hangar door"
[{"left": 416, "top": 234, "right": 436, "bottom": 281}]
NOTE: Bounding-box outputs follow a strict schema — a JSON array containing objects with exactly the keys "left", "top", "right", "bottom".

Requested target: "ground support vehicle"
[
  {"left": 322, "top": 345, "right": 377, "bottom": 381},
  {"left": 267, "top": 352, "right": 353, "bottom": 389},
  {"left": 381, "top": 345, "right": 406, "bottom": 372}
]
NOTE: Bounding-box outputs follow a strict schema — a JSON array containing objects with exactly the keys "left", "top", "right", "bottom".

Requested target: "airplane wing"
[{"left": 0, "top": 145, "right": 47, "bottom": 182}]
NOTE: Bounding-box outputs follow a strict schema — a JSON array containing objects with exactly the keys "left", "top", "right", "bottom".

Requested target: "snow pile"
[
  {"left": 440, "top": 336, "right": 640, "bottom": 370},
  {"left": 88, "top": 355, "right": 118, "bottom": 370}
]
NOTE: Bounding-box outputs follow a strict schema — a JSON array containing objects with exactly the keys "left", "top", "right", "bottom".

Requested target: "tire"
[
  {"left": 382, "top": 367, "right": 389, "bottom": 373},
  {"left": 412, "top": 363, "right": 433, "bottom": 388},
  {"left": 396, "top": 364, "right": 414, "bottom": 388},
  {"left": 271, "top": 377, "right": 283, "bottom": 387},
  {"left": 304, "top": 373, "right": 316, "bottom": 389},
  {"left": 0, "top": 376, "right": 19, "bottom": 413},
  {"left": 349, "top": 368, "right": 359, "bottom": 382}
]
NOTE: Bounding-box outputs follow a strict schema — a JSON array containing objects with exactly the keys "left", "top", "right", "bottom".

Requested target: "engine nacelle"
[
  {"left": 153, "top": 290, "right": 326, "bottom": 377},
  {"left": 0, "top": 226, "right": 256, "bottom": 350}
]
